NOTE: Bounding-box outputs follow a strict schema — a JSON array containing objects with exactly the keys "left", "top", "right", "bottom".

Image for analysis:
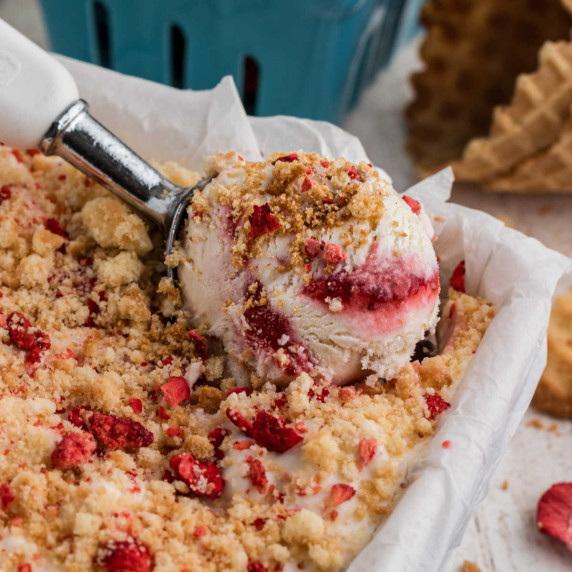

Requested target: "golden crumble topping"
[{"left": 0, "top": 146, "right": 493, "bottom": 572}]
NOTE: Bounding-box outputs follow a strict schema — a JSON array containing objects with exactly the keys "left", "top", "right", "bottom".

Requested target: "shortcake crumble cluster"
[
  {"left": 190, "top": 151, "right": 386, "bottom": 276},
  {"left": 0, "top": 146, "right": 493, "bottom": 572}
]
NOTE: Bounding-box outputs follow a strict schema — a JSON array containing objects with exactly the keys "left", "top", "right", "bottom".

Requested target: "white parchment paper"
[{"left": 57, "top": 57, "right": 572, "bottom": 572}]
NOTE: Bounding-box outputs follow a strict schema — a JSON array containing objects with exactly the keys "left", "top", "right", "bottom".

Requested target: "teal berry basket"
[{"left": 39, "top": 0, "right": 425, "bottom": 124}]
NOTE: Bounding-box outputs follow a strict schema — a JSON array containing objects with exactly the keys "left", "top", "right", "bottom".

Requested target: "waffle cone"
[
  {"left": 489, "top": 104, "right": 572, "bottom": 192},
  {"left": 407, "top": 0, "right": 572, "bottom": 190},
  {"left": 453, "top": 39, "right": 572, "bottom": 184}
]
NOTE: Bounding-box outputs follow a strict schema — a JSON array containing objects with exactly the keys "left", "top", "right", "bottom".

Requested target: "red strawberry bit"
[
  {"left": 248, "top": 563, "right": 269, "bottom": 572},
  {"left": 11, "top": 149, "right": 24, "bottom": 163},
  {"left": 425, "top": 393, "right": 451, "bottom": 421},
  {"left": 304, "top": 238, "right": 321, "bottom": 260},
  {"left": 330, "top": 483, "right": 356, "bottom": 507},
  {"left": 308, "top": 386, "right": 329, "bottom": 402},
  {"left": 51, "top": 432, "right": 96, "bottom": 470},
  {"left": 441, "top": 440, "right": 452, "bottom": 449},
  {"left": 537, "top": 482, "right": 572, "bottom": 548},
  {"left": 44, "top": 218, "right": 68, "bottom": 239},
  {"left": 323, "top": 243, "right": 346, "bottom": 266},
  {"left": 194, "top": 526, "right": 206, "bottom": 537},
  {"left": 338, "top": 387, "right": 356, "bottom": 401},
  {"left": 68, "top": 405, "right": 92, "bottom": 428},
  {"left": 85, "top": 298, "right": 100, "bottom": 328},
  {"left": 98, "top": 538, "right": 152, "bottom": 572},
  {"left": 246, "top": 456, "right": 268, "bottom": 494},
  {"left": 301, "top": 175, "right": 314, "bottom": 191},
  {"left": 358, "top": 438, "right": 377, "bottom": 471},
  {"left": 0, "top": 185, "right": 11, "bottom": 203},
  {"left": 252, "top": 517, "right": 266, "bottom": 530},
  {"left": 160, "top": 376, "right": 190, "bottom": 407},
  {"left": 88, "top": 412, "right": 154, "bottom": 451},
  {"left": 128, "top": 398, "right": 143, "bottom": 414},
  {"left": 170, "top": 453, "right": 224, "bottom": 500},
  {"left": 275, "top": 153, "right": 298, "bottom": 163},
  {"left": 188, "top": 330, "right": 208, "bottom": 360},
  {"left": 161, "top": 356, "right": 172, "bottom": 366},
  {"left": 158, "top": 407, "right": 170, "bottom": 420},
  {"left": 17, "top": 564, "right": 32, "bottom": 572},
  {"left": 449, "top": 260, "right": 466, "bottom": 293},
  {"left": 208, "top": 427, "right": 229, "bottom": 449},
  {"left": 226, "top": 408, "right": 254, "bottom": 434},
  {"left": 226, "top": 409, "right": 303, "bottom": 453},
  {"left": 347, "top": 166, "right": 359, "bottom": 180},
  {"left": 165, "top": 426, "right": 183, "bottom": 438},
  {"left": 250, "top": 411, "right": 303, "bottom": 453},
  {"left": 208, "top": 427, "right": 229, "bottom": 461},
  {"left": 6, "top": 312, "right": 50, "bottom": 364},
  {"left": 225, "top": 387, "right": 252, "bottom": 397},
  {"left": 0, "top": 482, "right": 14, "bottom": 511},
  {"left": 402, "top": 195, "right": 421, "bottom": 215},
  {"left": 233, "top": 440, "right": 253, "bottom": 450},
  {"left": 248, "top": 203, "right": 280, "bottom": 239},
  {"left": 320, "top": 160, "right": 330, "bottom": 168}
]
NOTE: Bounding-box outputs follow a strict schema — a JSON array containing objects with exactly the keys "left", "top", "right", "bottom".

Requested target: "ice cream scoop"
[
  {"left": 179, "top": 152, "right": 440, "bottom": 386},
  {"left": 0, "top": 19, "right": 209, "bottom": 277}
]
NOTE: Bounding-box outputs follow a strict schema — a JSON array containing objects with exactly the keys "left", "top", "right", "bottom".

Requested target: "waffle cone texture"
[{"left": 407, "top": 0, "right": 572, "bottom": 192}]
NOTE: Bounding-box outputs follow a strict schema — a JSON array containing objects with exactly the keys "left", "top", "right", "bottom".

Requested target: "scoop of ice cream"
[{"left": 179, "top": 151, "right": 440, "bottom": 385}]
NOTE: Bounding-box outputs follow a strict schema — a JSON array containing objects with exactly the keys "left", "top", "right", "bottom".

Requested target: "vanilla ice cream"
[{"left": 179, "top": 151, "right": 440, "bottom": 385}]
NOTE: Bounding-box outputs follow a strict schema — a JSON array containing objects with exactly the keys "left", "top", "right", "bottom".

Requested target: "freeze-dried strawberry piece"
[
  {"left": 246, "top": 456, "right": 268, "bottom": 494},
  {"left": 208, "top": 427, "right": 229, "bottom": 461},
  {"left": 252, "top": 517, "right": 266, "bottom": 530},
  {"left": 226, "top": 409, "right": 302, "bottom": 453},
  {"left": 17, "top": 564, "right": 31, "bottom": 572},
  {"left": 0, "top": 482, "right": 14, "bottom": 511},
  {"left": 128, "top": 398, "right": 143, "bottom": 414},
  {"left": 225, "top": 387, "right": 252, "bottom": 397},
  {"left": 323, "top": 243, "right": 346, "bottom": 266},
  {"left": 308, "top": 386, "right": 329, "bottom": 402},
  {"left": 304, "top": 238, "right": 321, "bottom": 260},
  {"left": 165, "top": 426, "right": 183, "bottom": 438},
  {"left": 44, "top": 218, "right": 68, "bottom": 239},
  {"left": 301, "top": 174, "right": 314, "bottom": 191},
  {"left": 6, "top": 312, "right": 51, "bottom": 363},
  {"left": 537, "top": 482, "right": 572, "bottom": 549},
  {"left": 208, "top": 427, "right": 229, "bottom": 449},
  {"left": 11, "top": 149, "right": 24, "bottom": 163},
  {"left": 68, "top": 405, "right": 92, "bottom": 428},
  {"left": 347, "top": 166, "right": 360, "bottom": 180},
  {"left": 402, "top": 195, "right": 421, "bottom": 215},
  {"left": 160, "top": 376, "right": 190, "bottom": 407},
  {"left": 85, "top": 298, "right": 100, "bottom": 328},
  {"left": 330, "top": 483, "right": 356, "bottom": 507},
  {"left": 88, "top": 412, "right": 154, "bottom": 451},
  {"left": 51, "top": 432, "right": 96, "bottom": 470},
  {"left": 275, "top": 153, "right": 298, "bottom": 163},
  {"left": 188, "top": 330, "right": 208, "bottom": 360},
  {"left": 158, "top": 406, "right": 170, "bottom": 420},
  {"left": 449, "top": 260, "right": 466, "bottom": 293},
  {"left": 358, "top": 438, "right": 377, "bottom": 471},
  {"left": 250, "top": 411, "right": 303, "bottom": 453},
  {"left": 248, "top": 204, "right": 280, "bottom": 239},
  {"left": 0, "top": 185, "right": 11, "bottom": 203},
  {"left": 170, "top": 453, "right": 224, "bottom": 500},
  {"left": 226, "top": 408, "right": 253, "bottom": 434},
  {"left": 248, "top": 563, "right": 269, "bottom": 572},
  {"left": 425, "top": 393, "right": 451, "bottom": 421},
  {"left": 98, "top": 538, "right": 152, "bottom": 572}
]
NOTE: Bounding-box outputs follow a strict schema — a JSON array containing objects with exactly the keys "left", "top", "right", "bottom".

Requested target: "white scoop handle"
[{"left": 0, "top": 19, "right": 79, "bottom": 148}]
